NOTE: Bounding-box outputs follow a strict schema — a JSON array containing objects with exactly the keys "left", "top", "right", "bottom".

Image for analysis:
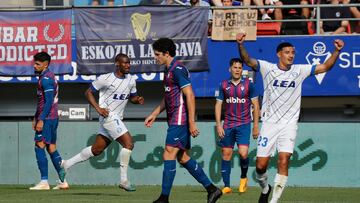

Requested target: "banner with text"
[
  {"left": 75, "top": 6, "right": 209, "bottom": 74},
  {"left": 212, "top": 9, "right": 257, "bottom": 41},
  {"left": 0, "top": 10, "right": 72, "bottom": 76}
]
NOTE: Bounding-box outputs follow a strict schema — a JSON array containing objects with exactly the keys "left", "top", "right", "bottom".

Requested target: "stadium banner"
[
  {"left": 211, "top": 9, "right": 257, "bottom": 41},
  {"left": 1, "top": 121, "right": 359, "bottom": 187},
  {"left": 74, "top": 6, "right": 209, "bottom": 74},
  {"left": 0, "top": 36, "right": 359, "bottom": 96},
  {"left": 0, "top": 10, "right": 72, "bottom": 76}
]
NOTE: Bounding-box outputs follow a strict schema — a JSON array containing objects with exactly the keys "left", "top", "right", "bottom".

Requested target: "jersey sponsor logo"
[
  {"left": 273, "top": 79, "right": 295, "bottom": 88},
  {"left": 112, "top": 93, "right": 129, "bottom": 100},
  {"left": 225, "top": 97, "right": 246, "bottom": 103},
  {"left": 305, "top": 42, "right": 331, "bottom": 85}
]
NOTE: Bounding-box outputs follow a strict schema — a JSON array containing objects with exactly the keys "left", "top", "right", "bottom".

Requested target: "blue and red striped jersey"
[
  {"left": 35, "top": 69, "right": 59, "bottom": 120},
  {"left": 216, "top": 78, "right": 258, "bottom": 129},
  {"left": 163, "top": 58, "right": 191, "bottom": 126}
]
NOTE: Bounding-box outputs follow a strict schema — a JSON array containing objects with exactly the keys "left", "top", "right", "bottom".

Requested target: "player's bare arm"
[
  {"left": 236, "top": 32, "right": 258, "bottom": 71},
  {"left": 182, "top": 85, "right": 199, "bottom": 137},
  {"left": 130, "top": 96, "right": 144, "bottom": 104},
  {"left": 32, "top": 117, "right": 36, "bottom": 131},
  {"left": 215, "top": 100, "right": 225, "bottom": 138},
  {"left": 35, "top": 120, "right": 44, "bottom": 132},
  {"left": 251, "top": 97, "right": 260, "bottom": 139},
  {"left": 145, "top": 98, "right": 165, "bottom": 128},
  {"left": 315, "top": 39, "right": 345, "bottom": 74},
  {"left": 85, "top": 88, "right": 109, "bottom": 117}
]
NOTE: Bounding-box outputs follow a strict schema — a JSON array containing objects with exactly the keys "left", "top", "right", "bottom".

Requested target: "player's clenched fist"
[
  {"left": 334, "top": 39, "right": 344, "bottom": 51},
  {"left": 236, "top": 32, "right": 246, "bottom": 44}
]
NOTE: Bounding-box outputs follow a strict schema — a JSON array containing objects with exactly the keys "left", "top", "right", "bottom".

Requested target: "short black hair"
[
  {"left": 33, "top": 52, "right": 51, "bottom": 64},
  {"left": 152, "top": 38, "right": 176, "bottom": 57},
  {"left": 276, "top": 42, "right": 294, "bottom": 53},
  {"left": 115, "top": 53, "right": 129, "bottom": 63},
  {"left": 229, "top": 58, "right": 243, "bottom": 66}
]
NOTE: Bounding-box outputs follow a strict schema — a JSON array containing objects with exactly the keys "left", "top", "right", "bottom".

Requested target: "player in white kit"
[
  {"left": 236, "top": 33, "right": 344, "bottom": 203},
  {"left": 61, "top": 53, "right": 144, "bottom": 191}
]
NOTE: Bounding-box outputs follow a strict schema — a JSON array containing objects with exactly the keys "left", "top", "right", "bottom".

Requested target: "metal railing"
[{"left": 0, "top": 1, "right": 359, "bottom": 35}]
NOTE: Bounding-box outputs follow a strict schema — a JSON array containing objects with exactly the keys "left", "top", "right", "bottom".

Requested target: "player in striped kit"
[
  {"left": 236, "top": 33, "right": 344, "bottom": 203},
  {"left": 215, "top": 58, "right": 260, "bottom": 194},
  {"left": 145, "top": 38, "right": 222, "bottom": 203},
  {"left": 30, "top": 52, "right": 67, "bottom": 190},
  {"left": 61, "top": 53, "right": 144, "bottom": 191}
]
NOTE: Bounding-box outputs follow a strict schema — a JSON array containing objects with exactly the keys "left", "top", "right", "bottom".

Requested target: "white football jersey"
[
  {"left": 257, "top": 60, "right": 315, "bottom": 124},
  {"left": 91, "top": 72, "right": 137, "bottom": 120}
]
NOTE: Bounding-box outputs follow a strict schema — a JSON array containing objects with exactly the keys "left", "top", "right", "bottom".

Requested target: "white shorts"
[
  {"left": 99, "top": 113, "right": 128, "bottom": 140},
  {"left": 256, "top": 122, "right": 298, "bottom": 157}
]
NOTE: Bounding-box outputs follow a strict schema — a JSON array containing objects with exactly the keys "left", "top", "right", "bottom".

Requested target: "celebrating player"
[
  {"left": 61, "top": 53, "right": 144, "bottom": 192},
  {"left": 145, "top": 38, "right": 222, "bottom": 203},
  {"left": 236, "top": 32, "right": 344, "bottom": 203},
  {"left": 215, "top": 58, "right": 260, "bottom": 194},
  {"left": 30, "top": 52, "right": 67, "bottom": 190}
]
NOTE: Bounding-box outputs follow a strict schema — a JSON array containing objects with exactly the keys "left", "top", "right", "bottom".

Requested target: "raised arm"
[
  {"left": 236, "top": 32, "right": 259, "bottom": 71},
  {"left": 315, "top": 39, "right": 344, "bottom": 74}
]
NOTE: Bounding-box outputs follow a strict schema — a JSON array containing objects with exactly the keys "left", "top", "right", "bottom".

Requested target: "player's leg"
[
  {"left": 221, "top": 148, "right": 233, "bottom": 194},
  {"left": 153, "top": 145, "right": 180, "bottom": 203},
  {"left": 256, "top": 157, "right": 271, "bottom": 203},
  {"left": 116, "top": 131, "right": 136, "bottom": 191},
  {"left": 269, "top": 152, "right": 291, "bottom": 203},
  {"left": 63, "top": 134, "right": 111, "bottom": 170},
  {"left": 44, "top": 119, "right": 66, "bottom": 184},
  {"left": 236, "top": 124, "right": 251, "bottom": 193},
  {"left": 30, "top": 122, "right": 52, "bottom": 190},
  {"left": 256, "top": 122, "right": 278, "bottom": 203},
  {"left": 269, "top": 123, "right": 297, "bottom": 203},
  {"left": 178, "top": 150, "right": 222, "bottom": 203},
  {"left": 218, "top": 127, "right": 234, "bottom": 194},
  {"left": 174, "top": 125, "right": 221, "bottom": 203},
  {"left": 63, "top": 117, "right": 113, "bottom": 171},
  {"left": 30, "top": 140, "right": 50, "bottom": 190}
]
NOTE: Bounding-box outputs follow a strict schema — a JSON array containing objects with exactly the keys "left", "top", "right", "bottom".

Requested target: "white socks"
[
  {"left": 270, "top": 173, "right": 288, "bottom": 203},
  {"left": 64, "top": 146, "right": 94, "bottom": 170},
  {"left": 120, "top": 148, "right": 132, "bottom": 184},
  {"left": 256, "top": 171, "right": 269, "bottom": 194}
]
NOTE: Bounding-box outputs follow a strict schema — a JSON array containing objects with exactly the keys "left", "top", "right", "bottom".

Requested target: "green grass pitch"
[{"left": 0, "top": 185, "right": 358, "bottom": 203}]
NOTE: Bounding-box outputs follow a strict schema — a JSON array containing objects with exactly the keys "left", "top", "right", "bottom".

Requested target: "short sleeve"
[
  {"left": 216, "top": 82, "right": 224, "bottom": 101},
  {"left": 130, "top": 77, "right": 138, "bottom": 97},
  {"left": 173, "top": 66, "right": 191, "bottom": 89},
  {"left": 91, "top": 74, "right": 108, "bottom": 91},
  {"left": 299, "top": 64, "right": 316, "bottom": 78},
  {"left": 41, "top": 77, "right": 55, "bottom": 92},
  {"left": 257, "top": 60, "right": 273, "bottom": 77},
  {"left": 249, "top": 81, "right": 259, "bottom": 99}
]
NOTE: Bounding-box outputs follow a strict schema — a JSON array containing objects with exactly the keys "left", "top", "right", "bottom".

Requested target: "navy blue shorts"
[
  {"left": 165, "top": 125, "right": 191, "bottom": 150},
  {"left": 34, "top": 119, "right": 59, "bottom": 144},
  {"left": 218, "top": 123, "right": 250, "bottom": 148}
]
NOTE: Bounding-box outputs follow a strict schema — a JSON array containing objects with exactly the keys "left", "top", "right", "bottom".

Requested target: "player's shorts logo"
[{"left": 131, "top": 13, "right": 151, "bottom": 42}]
